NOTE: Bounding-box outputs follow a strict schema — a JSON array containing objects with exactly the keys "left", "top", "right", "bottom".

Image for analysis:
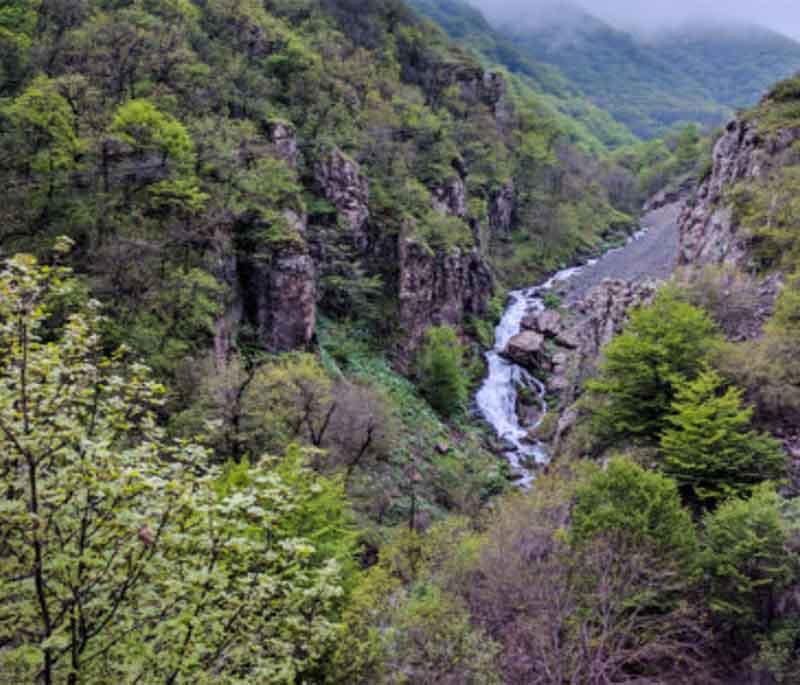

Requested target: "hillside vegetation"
[
  {"left": 486, "top": 2, "right": 800, "bottom": 138},
  {"left": 2, "top": 1, "right": 800, "bottom": 683}
]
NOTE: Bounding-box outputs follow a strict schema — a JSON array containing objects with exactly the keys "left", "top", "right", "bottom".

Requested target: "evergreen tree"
[
  {"left": 571, "top": 458, "right": 697, "bottom": 568},
  {"left": 701, "top": 486, "right": 798, "bottom": 638},
  {"left": 417, "top": 325, "right": 469, "bottom": 418},
  {"left": 588, "top": 288, "right": 720, "bottom": 445},
  {"left": 660, "top": 367, "right": 785, "bottom": 507}
]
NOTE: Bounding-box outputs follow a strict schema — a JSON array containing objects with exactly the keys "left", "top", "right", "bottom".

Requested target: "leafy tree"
[
  {"left": 241, "top": 352, "right": 335, "bottom": 454},
  {"left": 660, "top": 367, "right": 785, "bottom": 507},
  {"left": 571, "top": 458, "right": 697, "bottom": 567},
  {"left": 700, "top": 486, "right": 798, "bottom": 639},
  {"left": 330, "top": 520, "right": 499, "bottom": 685},
  {"left": 385, "top": 585, "right": 501, "bottom": 685},
  {"left": 0, "top": 249, "right": 347, "bottom": 683},
  {"left": 588, "top": 288, "right": 719, "bottom": 445},
  {"left": 110, "top": 99, "right": 206, "bottom": 211},
  {"left": 417, "top": 324, "right": 469, "bottom": 418},
  {"left": 4, "top": 75, "right": 83, "bottom": 174}
]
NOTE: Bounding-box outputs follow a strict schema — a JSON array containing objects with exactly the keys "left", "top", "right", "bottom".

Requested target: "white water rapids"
[
  {"left": 475, "top": 265, "right": 583, "bottom": 486},
  {"left": 476, "top": 229, "right": 652, "bottom": 486}
]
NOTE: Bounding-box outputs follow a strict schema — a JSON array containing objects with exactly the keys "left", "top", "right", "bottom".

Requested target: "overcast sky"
[{"left": 468, "top": 0, "right": 800, "bottom": 39}]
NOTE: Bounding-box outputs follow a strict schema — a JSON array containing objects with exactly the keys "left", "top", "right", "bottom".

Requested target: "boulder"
[
  {"left": 523, "top": 309, "right": 562, "bottom": 337},
  {"left": 502, "top": 331, "right": 546, "bottom": 369}
]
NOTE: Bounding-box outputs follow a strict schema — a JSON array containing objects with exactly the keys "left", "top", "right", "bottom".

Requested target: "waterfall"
[{"left": 475, "top": 266, "right": 583, "bottom": 486}]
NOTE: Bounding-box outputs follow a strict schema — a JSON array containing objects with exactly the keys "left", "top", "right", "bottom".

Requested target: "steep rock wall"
[
  {"left": 213, "top": 125, "right": 316, "bottom": 366},
  {"left": 678, "top": 118, "right": 800, "bottom": 269}
]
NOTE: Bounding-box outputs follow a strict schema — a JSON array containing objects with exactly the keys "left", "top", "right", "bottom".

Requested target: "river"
[
  {"left": 474, "top": 265, "right": 584, "bottom": 486},
  {"left": 475, "top": 203, "right": 682, "bottom": 485}
]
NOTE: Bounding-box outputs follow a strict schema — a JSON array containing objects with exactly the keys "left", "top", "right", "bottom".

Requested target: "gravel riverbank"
[{"left": 554, "top": 202, "right": 682, "bottom": 304}]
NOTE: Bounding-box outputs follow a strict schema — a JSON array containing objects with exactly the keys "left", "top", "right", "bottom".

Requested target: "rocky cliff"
[
  {"left": 678, "top": 117, "right": 800, "bottom": 270},
  {"left": 213, "top": 125, "right": 316, "bottom": 366},
  {"left": 398, "top": 239, "right": 493, "bottom": 354}
]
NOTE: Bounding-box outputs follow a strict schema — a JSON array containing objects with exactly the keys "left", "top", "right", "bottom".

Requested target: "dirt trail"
[{"left": 555, "top": 202, "right": 682, "bottom": 304}]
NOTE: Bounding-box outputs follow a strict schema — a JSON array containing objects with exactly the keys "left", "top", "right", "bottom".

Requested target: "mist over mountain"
[
  {"left": 468, "top": 0, "right": 800, "bottom": 40},
  {"left": 444, "top": 0, "right": 800, "bottom": 136}
]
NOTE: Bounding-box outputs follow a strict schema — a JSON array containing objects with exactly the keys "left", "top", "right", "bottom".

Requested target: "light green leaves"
[{"left": 0, "top": 250, "right": 348, "bottom": 683}]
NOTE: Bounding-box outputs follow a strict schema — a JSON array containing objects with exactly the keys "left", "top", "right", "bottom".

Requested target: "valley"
[{"left": 1, "top": 0, "right": 799, "bottom": 682}]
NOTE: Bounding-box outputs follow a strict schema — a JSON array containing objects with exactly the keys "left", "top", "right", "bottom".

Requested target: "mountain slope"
[
  {"left": 407, "top": 0, "right": 637, "bottom": 150},
  {"left": 480, "top": 2, "right": 800, "bottom": 138}
]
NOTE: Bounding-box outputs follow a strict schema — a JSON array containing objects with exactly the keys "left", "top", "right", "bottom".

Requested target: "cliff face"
[
  {"left": 678, "top": 118, "right": 800, "bottom": 270},
  {"left": 315, "top": 149, "right": 371, "bottom": 252},
  {"left": 214, "top": 126, "right": 316, "bottom": 366},
  {"left": 398, "top": 239, "right": 493, "bottom": 354}
]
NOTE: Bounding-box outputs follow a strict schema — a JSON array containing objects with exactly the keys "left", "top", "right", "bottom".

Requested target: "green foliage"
[
  {"left": 0, "top": 250, "right": 348, "bottom": 683},
  {"left": 417, "top": 325, "right": 469, "bottom": 418},
  {"left": 571, "top": 458, "right": 697, "bottom": 566},
  {"left": 3, "top": 75, "right": 84, "bottom": 173},
  {"left": 660, "top": 367, "right": 786, "bottom": 507},
  {"left": 385, "top": 585, "right": 501, "bottom": 684},
  {"left": 588, "top": 288, "right": 720, "bottom": 445},
  {"left": 701, "top": 486, "right": 799, "bottom": 638},
  {"left": 416, "top": 211, "right": 474, "bottom": 251},
  {"left": 112, "top": 99, "right": 195, "bottom": 167},
  {"left": 542, "top": 291, "right": 561, "bottom": 310},
  {"left": 719, "top": 274, "right": 800, "bottom": 423},
  {"left": 318, "top": 319, "right": 508, "bottom": 528},
  {"left": 750, "top": 74, "right": 800, "bottom": 131},
  {"left": 242, "top": 352, "right": 334, "bottom": 455},
  {"left": 331, "top": 518, "right": 498, "bottom": 685}
]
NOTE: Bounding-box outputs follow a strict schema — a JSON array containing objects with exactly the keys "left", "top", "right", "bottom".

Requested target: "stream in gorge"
[
  {"left": 475, "top": 201, "right": 682, "bottom": 485},
  {"left": 475, "top": 265, "right": 584, "bottom": 486}
]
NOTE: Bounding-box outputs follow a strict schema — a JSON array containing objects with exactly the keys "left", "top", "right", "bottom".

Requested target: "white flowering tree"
[{"left": 0, "top": 244, "right": 347, "bottom": 684}]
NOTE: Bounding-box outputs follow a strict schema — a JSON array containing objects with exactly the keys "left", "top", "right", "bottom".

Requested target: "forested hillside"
[
  {"left": 474, "top": 0, "right": 800, "bottom": 137},
  {"left": 407, "top": 0, "right": 638, "bottom": 150},
  {"left": 2, "top": 0, "right": 800, "bottom": 683}
]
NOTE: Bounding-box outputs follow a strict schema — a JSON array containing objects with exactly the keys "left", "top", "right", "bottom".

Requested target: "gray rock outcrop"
[
  {"left": 315, "top": 148, "right": 370, "bottom": 251},
  {"left": 678, "top": 118, "right": 800, "bottom": 270},
  {"left": 489, "top": 180, "right": 515, "bottom": 236},
  {"left": 398, "top": 239, "right": 493, "bottom": 356}
]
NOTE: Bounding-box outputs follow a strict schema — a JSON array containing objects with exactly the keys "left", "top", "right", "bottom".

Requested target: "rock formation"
[
  {"left": 314, "top": 148, "right": 371, "bottom": 251},
  {"left": 678, "top": 118, "right": 800, "bottom": 270},
  {"left": 213, "top": 126, "right": 316, "bottom": 365},
  {"left": 489, "top": 180, "right": 515, "bottom": 236},
  {"left": 432, "top": 175, "right": 467, "bottom": 218},
  {"left": 398, "top": 239, "right": 493, "bottom": 355},
  {"left": 513, "top": 279, "right": 658, "bottom": 403}
]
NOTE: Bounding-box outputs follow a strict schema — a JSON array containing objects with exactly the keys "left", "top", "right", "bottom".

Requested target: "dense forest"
[{"left": 1, "top": 0, "right": 799, "bottom": 683}]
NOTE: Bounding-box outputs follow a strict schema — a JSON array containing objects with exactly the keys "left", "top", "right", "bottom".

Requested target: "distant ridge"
[{"left": 416, "top": 0, "right": 800, "bottom": 138}]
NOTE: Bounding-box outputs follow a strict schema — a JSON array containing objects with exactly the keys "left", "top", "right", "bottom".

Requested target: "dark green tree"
[
  {"left": 588, "top": 288, "right": 719, "bottom": 445},
  {"left": 571, "top": 457, "right": 697, "bottom": 568},
  {"left": 701, "top": 486, "right": 798, "bottom": 639}
]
